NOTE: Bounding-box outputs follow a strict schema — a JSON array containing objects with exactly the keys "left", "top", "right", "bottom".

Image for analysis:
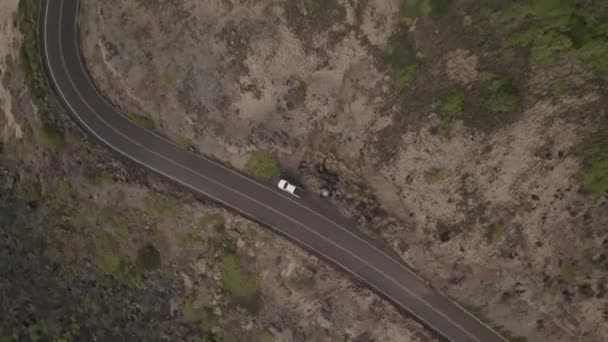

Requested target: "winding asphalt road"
[{"left": 39, "top": 0, "right": 508, "bottom": 341}]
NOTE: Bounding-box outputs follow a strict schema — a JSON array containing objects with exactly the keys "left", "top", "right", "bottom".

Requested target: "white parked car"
[{"left": 277, "top": 179, "right": 299, "bottom": 197}]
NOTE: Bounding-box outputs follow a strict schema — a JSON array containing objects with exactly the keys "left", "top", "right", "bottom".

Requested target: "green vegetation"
[
  {"left": 0, "top": 326, "right": 10, "bottom": 342},
  {"left": 135, "top": 244, "right": 161, "bottom": 271},
  {"left": 88, "top": 171, "right": 113, "bottom": 185},
  {"left": 259, "top": 329, "right": 275, "bottom": 342},
  {"left": 76, "top": 14, "right": 85, "bottom": 28},
  {"left": 438, "top": 89, "right": 465, "bottom": 136},
  {"left": 479, "top": 72, "right": 520, "bottom": 114},
  {"left": 562, "top": 261, "right": 577, "bottom": 283},
  {"left": 582, "top": 133, "right": 608, "bottom": 197},
  {"left": 39, "top": 123, "right": 64, "bottom": 149},
  {"left": 125, "top": 111, "right": 155, "bottom": 130},
  {"left": 18, "top": 178, "right": 40, "bottom": 203},
  {"left": 182, "top": 301, "right": 217, "bottom": 330},
  {"left": 198, "top": 212, "right": 225, "bottom": 232},
  {"left": 1, "top": 55, "right": 12, "bottom": 84},
  {"left": 220, "top": 253, "right": 261, "bottom": 312},
  {"left": 384, "top": 39, "right": 419, "bottom": 89},
  {"left": 176, "top": 135, "right": 194, "bottom": 150},
  {"left": 287, "top": 274, "right": 314, "bottom": 291},
  {"left": 143, "top": 191, "right": 180, "bottom": 221},
  {"left": 244, "top": 150, "right": 282, "bottom": 181},
  {"left": 424, "top": 167, "right": 444, "bottom": 184},
  {"left": 161, "top": 70, "right": 174, "bottom": 85},
  {"left": 93, "top": 232, "right": 143, "bottom": 287},
  {"left": 18, "top": 0, "right": 46, "bottom": 112},
  {"left": 500, "top": 0, "right": 608, "bottom": 79},
  {"left": 491, "top": 221, "right": 507, "bottom": 243},
  {"left": 18, "top": 0, "right": 64, "bottom": 150},
  {"left": 296, "top": 79, "right": 307, "bottom": 98},
  {"left": 98, "top": 206, "right": 141, "bottom": 240},
  {"left": 393, "top": 63, "right": 419, "bottom": 89},
  {"left": 401, "top": 0, "right": 453, "bottom": 25}
]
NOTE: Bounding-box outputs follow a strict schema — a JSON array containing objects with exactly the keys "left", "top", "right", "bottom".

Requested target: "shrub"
[
  {"left": 176, "top": 135, "right": 194, "bottom": 150},
  {"left": 392, "top": 63, "right": 419, "bottom": 89},
  {"left": 125, "top": 111, "right": 155, "bottom": 130},
  {"left": 220, "top": 254, "right": 260, "bottom": 300},
  {"left": 244, "top": 150, "right": 281, "bottom": 181},
  {"left": 562, "top": 262, "right": 577, "bottom": 283},
  {"left": 480, "top": 72, "right": 520, "bottom": 114},
  {"left": 424, "top": 167, "right": 444, "bottom": 184},
  {"left": 582, "top": 133, "right": 608, "bottom": 197},
  {"left": 198, "top": 212, "right": 225, "bottom": 232},
  {"left": 491, "top": 222, "right": 506, "bottom": 243},
  {"left": 39, "top": 123, "right": 64, "bottom": 149},
  {"left": 401, "top": 0, "right": 453, "bottom": 24},
  {"left": 143, "top": 191, "right": 180, "bottom": 221},
  {"left": 136, "top": 244, "right": 161, "bottom": 271},
  {"left": 438, "top": 89, "right": 465, "bottom": 136}
]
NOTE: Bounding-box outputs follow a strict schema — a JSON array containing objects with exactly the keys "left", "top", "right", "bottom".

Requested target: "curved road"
[{"left": 40, "top": 1, "right": 508, "bottom": 341}]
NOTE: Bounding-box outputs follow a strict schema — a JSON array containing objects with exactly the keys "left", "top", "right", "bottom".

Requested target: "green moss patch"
[
  {"left": 176, "top": 135, "right": 194, "bottom": 150},
  {"left": 582, "top": 133, "right": 608, "bottom": 197},
  {"left": 424, "top": 167, "right": 444, "bottom": 184},
  {"left": 401, "top": 0, "right": 453, "bottom": 25},
  {"left": 39, "top": 123, "right": 64, "bottom": 150},
  {"left": 500, "top": 1, "right": 608, "bottom": 79},
  {"left": 135, "top": 244, "right": 161, "bottom": 271},
  {"left": 562, "top": 261, "right": 577, "bottom": 283},
  {"left": 244, "top": 150, "right": 281, "bottom": 181},
  {"left": 182, "top": 301, "right": 218, "bottom": 330},
  {"left": 220, "top": 254, "right": 263, "bottom": 313},
  {"left": 125, "top": 111, "right": 155, "bottom": 130},
  {"left": 480, "top": 72, "right": 520, "bottom": 114},
  {"left": 491, "top": 221, "right": 506, "bottom": 243},
  {"left": 438, "top": 89, "right": 465, "bottom": 136},
  {"left": 198, "top": 212, "right": 225, "bottom": 233},
  {"left": 143, "top": 192, "right": 180, "bottom": 221},
  {"left": 93, "top": 232, "right": 142, "bottom": 287}
]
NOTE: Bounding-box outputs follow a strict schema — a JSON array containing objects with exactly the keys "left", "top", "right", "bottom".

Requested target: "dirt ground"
[{"left": 2, "top": 0, "right": 607, "bottom": 341}]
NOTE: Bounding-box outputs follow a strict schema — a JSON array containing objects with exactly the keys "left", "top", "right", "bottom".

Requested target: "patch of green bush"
[
  {"left": 94, "top": 232, "right": 143, "bottom": 287},
  {"left": 491, "top": 221, "right": 506, "bottom": 243},
  {"left": 500, "top": 1, "right": 608, "bottom": 78},
  {"left": 479, "top": 72, "right": 520, "bottom": 114},
  {"left": 39, "top": 123, "right": 64, "bottom": 149},
  {"left": 182, "top": 301, "right": 218, "bottom": 330},
  {"left": 582, "top": 133, "right": 608, "bottom": 197},
  {"left": 136, "top": 244, "right": 161, "bottom": 271},
  {"left": 18, "top": 0, "right": 45, "bottom": 111},
  {"left": 88, "top": 171, "right": 113, "bottom": 185},
  {"left": 244, "top": 150, "right": 281, "bottom": 181},
  {"left": 126, "top": 111, "right": 155, "bottom": 130},
  {"left": 424, "top": 167, "right": 444, "bottom": 184},
  {"left": 161, "top": 70, "right": 174, "bottom": 85},
  {"left": 562, "top": 261, "right": 577, "bottom": 283},
  {"left": 198, "top": 212, "right": 225, "bottom": 232},
  {"left": 393, "top": 63, "right": 419, "bottom": 89},
  {"left": 220, "top": 254, "right": 260, "bottom": 300},
  {"left": 438, "top": 89, "right": 464, "bottom": 136},
  {"left": 143, "top": 191, "right": 180, "bottom": 221},
  {"left": 176, "top": 135, "right": 194, "bottom": 150},
  {"left": 384, "top": 36, "right": 419, "bottom": 89},
  {"left": 401, "top": 0, "right": 453, "bottom": 25},
  {"left": 18, "top": 178, "right": 40, "bottom": 203}
]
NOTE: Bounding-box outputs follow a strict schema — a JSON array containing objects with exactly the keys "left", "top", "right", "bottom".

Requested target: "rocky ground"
[
  {"left": 2, "top": 0, "right": 608, "bottom": 341},
  {"left": 0, "top": 1, "right": 436, "bottom": 341},
  {"left": 75, "top": 0, "right": 608, "bottom": 341}
]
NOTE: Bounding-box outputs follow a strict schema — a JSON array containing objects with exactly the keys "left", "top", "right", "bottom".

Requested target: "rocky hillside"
[{"left": 77, "top": 0, "right": 608, "bottom": 340}]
